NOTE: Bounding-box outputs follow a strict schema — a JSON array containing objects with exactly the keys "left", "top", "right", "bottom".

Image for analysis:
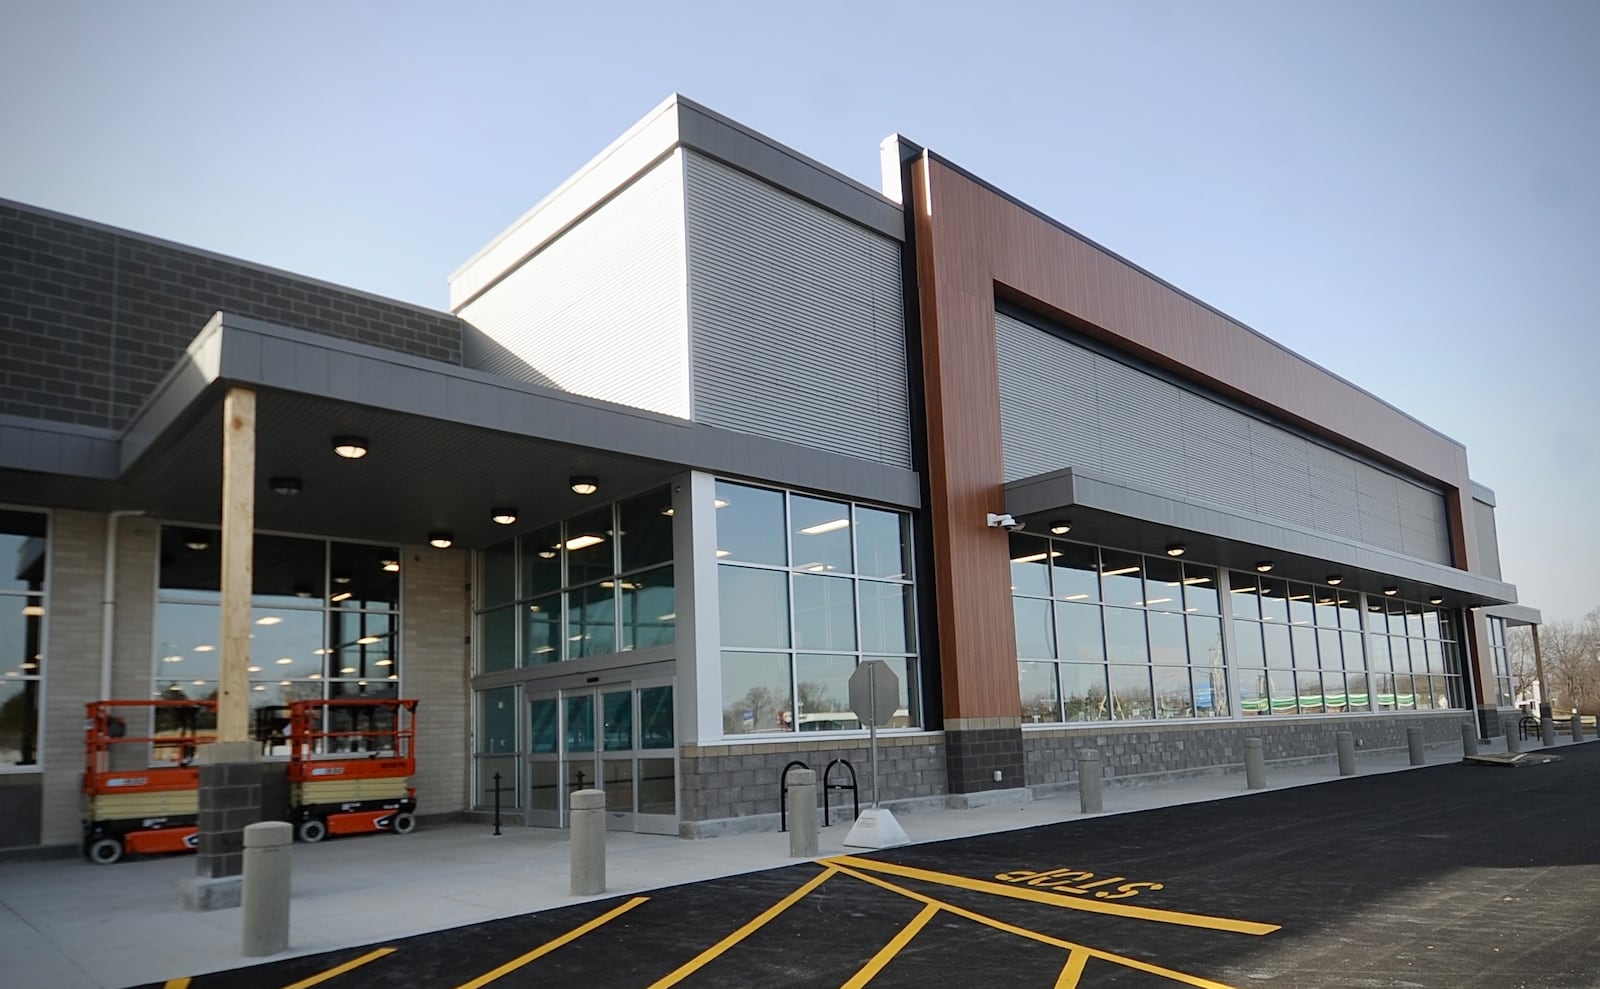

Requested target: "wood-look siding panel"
[{"left": 920, "top": 157, "right": 1482, "bottom": 577}]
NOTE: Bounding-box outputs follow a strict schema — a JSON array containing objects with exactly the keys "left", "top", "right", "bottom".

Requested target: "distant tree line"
[{"left": 1508, "top": 608, "right": 1600, "bottom": 712}]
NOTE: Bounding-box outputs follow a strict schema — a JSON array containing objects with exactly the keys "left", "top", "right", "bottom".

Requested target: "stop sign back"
[{"left": 848, "top": 660, "right": 900, "bottom": 728}]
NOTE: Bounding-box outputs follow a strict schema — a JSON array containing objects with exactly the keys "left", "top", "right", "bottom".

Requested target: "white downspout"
[{"left": 100, "top": 510, "right": 145, "bottom": 700}]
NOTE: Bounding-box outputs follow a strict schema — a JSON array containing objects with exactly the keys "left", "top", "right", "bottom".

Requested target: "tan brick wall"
[
  {"left": 110, "top": 515, "right": 159, "bottom": 702},
  {"left": 402, "top": 545, "right": 471, "bottom": 816},
  {"left": 40, "top": 510, "right": 106, "bottom": 844}
]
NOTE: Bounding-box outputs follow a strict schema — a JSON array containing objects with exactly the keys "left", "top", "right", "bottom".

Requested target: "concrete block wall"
[
  {"left": 40, "top": 509, "right": 106, "bottom": 845},
  {"left": 0, "top": 199, "right": 464, "bottom": 430},
  {"left": 679, "top": 733, "right": 946, "bottom": 836},
  {"left": 1022, "top": 712, "right": 1473, "bottom": 788},
  {"left": 401, "top": 545, "right": 471, "bottom": 817}
]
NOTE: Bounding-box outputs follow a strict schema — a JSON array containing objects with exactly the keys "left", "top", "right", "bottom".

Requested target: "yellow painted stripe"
[
  {"left": 1054, "top": 949, "right": 1091, "bottom": 988},
  {"left": 163, "top": 980, "right": 191, "bottom": 989},
  {"left": 454, "top": 897, "right": 647, "bottom": 989},
  {"left": 825, "top": 855, "right": 1278, "bottom": 936},
  {"left": 833, "top": 863, "right": 1241, "bottom": 989},
  {"left": 648, "top": 867, "right": 837, "bottom": 989},
  {"left": 841, "top": 902, "right": 939, "bottom": 989},
  {"left": 282, "top": 947, "right": 397, "bottom": 989}
]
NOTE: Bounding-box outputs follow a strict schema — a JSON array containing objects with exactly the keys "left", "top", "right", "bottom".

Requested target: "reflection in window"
[
  {"left": 713, "top": 482, "right": 919, "bottom": 735},
  {"left": 0, "top": 509, "right": 45, "bottom": 767}
]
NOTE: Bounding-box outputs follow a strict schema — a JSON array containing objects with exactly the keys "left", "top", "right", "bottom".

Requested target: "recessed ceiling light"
[
  {"left": 799, "top": 518, "right": 850, "bottom": 536},
  {"left": 331, "top": 436, "right": 369, "bottom": 459},
  {"left": 268, "top": 476, "right": 302, "bottom": 496},
  {"left": 1326, "top": 575, "right": 1343, "bottom": 586},
  {"left": 569, "top": 475, "right": 599, "bottom": 496},
  {"left": 537, "top": 549, "right": 557, "bottom": 559},
  {"left": 1383, "top": 586, "right": 1399, "bottom": 596},
  {"left": 1165, "top": 544, "right": 1186, "bottom": 557},
  {"left": 491, "top": 507, "right": 518, "bottom": 525},
  {"left": 1049, "top": 520, "right": 1071, "bottom": 535},
  {"left": 1254, "top": 561, "right": 1274, "bottom": 573},
  {"left": 381, "top": 560, "right": 400, "bottom": 572},
  {"left": 184, "top": 531, "right": 211, "bottom": 551},
  {"left": 1429, "top": 596, "right": 1444, "bottom": 605},
  {"left": 428, "top": 532, "right": 454, "bottom": 549}
]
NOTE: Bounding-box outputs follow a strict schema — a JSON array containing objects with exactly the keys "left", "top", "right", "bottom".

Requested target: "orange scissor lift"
[
  {"left": 288, "top": 698, "right": 419, "bottom": 843},
  {"left": 82, "top": 699, "right": 217, "bottom": 864}
]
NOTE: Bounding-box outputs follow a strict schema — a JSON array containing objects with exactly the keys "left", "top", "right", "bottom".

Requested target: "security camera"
[{"left": 986, "top": 513, "right": 1025, "bottom": 532}]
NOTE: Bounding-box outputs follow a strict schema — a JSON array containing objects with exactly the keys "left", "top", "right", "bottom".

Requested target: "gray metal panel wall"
[
  {"left": 1473, "top": 499, "right": 1502, "bottom": 580},
  {"left": 995, "top": 311, "right": 1452, "bottom": 564},
  {"left": 684, "top": 152, "right": 912, "bottom": 469},
  {"left": 458, "top": 153, "right": 689, "bottom": 418}
]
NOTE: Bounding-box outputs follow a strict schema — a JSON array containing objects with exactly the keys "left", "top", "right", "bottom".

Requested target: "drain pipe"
[{"left": 100, "top": 510, "right": 145, "bottom": 700}]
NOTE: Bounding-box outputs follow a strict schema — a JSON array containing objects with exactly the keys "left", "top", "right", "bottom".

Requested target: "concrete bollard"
[
  {"left": 1406, "top": 726, "right": 1425, "bottom": 766},
  {"left": 570, "top": 789, "right": 606, "bottom": 896},
  {"left": 1460, "top": 722, "right": 1479, "bottom": 757},
  {"left": 1540, "top": 715, "right": 1556, "bottom": 748},
  {"left": 241, "top": 821, "right": 292, "bottom": 957},
  {"left": 1504, "top": 717, "right": 1521, "bottom": 754},
  {"left": 1572, "top": 714, "right": 1585, "bottom": 743},
  {"left": 787, "top": 769, "right": 819, "bottom": 857},
  {"left": 1244, "top": 738, "right": 1266, "bottom": 790},
  {"left": 1077, "top": 749, "right": 1103, "bottom": 814},
  {"left": 1335, "top": 731, "right": 1356, "bottom": 776}
]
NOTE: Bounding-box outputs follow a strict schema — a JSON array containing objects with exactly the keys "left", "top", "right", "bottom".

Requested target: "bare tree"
[
  {"left": 1506, "top": 626, "right": 1541, "bottom": 702},
  {"left": 1538, "top": 620, "right": 1600, "bottom": 713}
]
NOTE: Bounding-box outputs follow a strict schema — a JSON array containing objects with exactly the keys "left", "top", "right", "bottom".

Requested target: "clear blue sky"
[{"left": 2, "top": 1, "right": 1595, "bottom": 624}]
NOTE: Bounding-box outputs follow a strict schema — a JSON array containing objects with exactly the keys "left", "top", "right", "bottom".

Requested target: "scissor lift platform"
[
  {"left": 287, "top": 698, "right": 419, "bottom": 842},
  {"left": 82, "top": 699, "right": 217, "bottom": 863}
]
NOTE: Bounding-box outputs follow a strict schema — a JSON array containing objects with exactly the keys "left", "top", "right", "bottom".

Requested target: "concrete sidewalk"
[{"left": 2, "top": 731, "right": 1561, "bottom": 989}]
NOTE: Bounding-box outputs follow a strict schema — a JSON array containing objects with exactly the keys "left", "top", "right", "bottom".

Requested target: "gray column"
[
  {"left": 787, "top": 769, "right": 818, "bottom": 857},
  {"left": 1461, "top": 722, "right": 1479, "bottom": 757},
  {"left": 1406, "top": 726, "right": 1425, "bottom": 766},
  {"left": 241, "top": 821, "right": 292, "bottom": 957},
  {"left": 1076, "top": 750, "right": 1103, "bottom": 814},
  {"left": 570, "top": 789, "right": 606, "bottom": 896},
  {"left": 1335, "top": 731, "right": 1356, "bottom": 776},
  {"left": 1244, "top": 738, "right": 1266, "bottom": 790}
]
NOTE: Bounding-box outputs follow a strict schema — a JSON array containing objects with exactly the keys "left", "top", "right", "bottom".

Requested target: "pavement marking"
[
  {"left": 841, "top": 901, "right": 941, "bottom": 989},
  {"left": 280, "top": 947, "right": 397, "bottom": 989},
  {"left": 1053, "top": 949, "right": 1090, "bottom": 988},
  {"left": 162, "top": 980, "right": 190, "bottom": 989},
  {"left": 827, "top": 855, "right": 1279, "bottom": 936},
  {"left": 454, "top": 896, "right": 648, "bottom": 989},
  {"left": 833, "top": 862, "right": 1242, "bottom": 989},
  {"left": 646, "top": 866, "right": 838, "bottom": 989}
]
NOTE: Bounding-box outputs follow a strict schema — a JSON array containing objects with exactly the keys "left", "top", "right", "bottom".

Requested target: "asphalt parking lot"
[{"left": 144, "top": 744, "right": 1600, "bottom": 989}]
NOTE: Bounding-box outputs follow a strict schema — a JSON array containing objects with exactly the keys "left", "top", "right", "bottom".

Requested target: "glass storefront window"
[
  {"left": 1052, "top": 542, "right": 1100, "bottom": 603},
  {"left": 715, "top": 481, "right": 786, "bottom": 565},
  {"left": 566, "top": 507, "right": 615, "bottom": 587},
  {"left": 793, "top": 573, "right": 856, "bottom": 651},
  {"left": 519, "top": 525, "right": 562, "bottom": 598},
  {"left": 1009, "top": 535, "right": 1053, "bottom": 596},
  {"left": 796, "top": 654, "right": 860, "bottom": 731},
  {"left": 791, "top": 495, "right": 853, "bottom": 574},
  {"left": 721, "top": 651, "right": 793, "bottom": 734},
  {"left": 858, "top": 581, "right": 912, "bottom": 654},
  {"left": 855, "top": 507, "right": 909, "bottom": 580},
  {"left": 1100, "top": 551, "right": 1144, "bottom": 608},
  {"left": 621, "top": 567, "right": 675, "bottom": 651},
  {"left": 1019, "top": 661, "right": 1060, "bottom": 723},
  {"left": 620, "top": 489, "right": 674, "bottom": 573},
  {"left": 719, "top": 566, "right": 790, "bottom": 649}
]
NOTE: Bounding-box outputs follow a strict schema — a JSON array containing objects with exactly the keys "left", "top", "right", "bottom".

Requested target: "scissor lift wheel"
[
  {"left": 87, "top": 836, "right": 124, "bottom": 865},
  {"left": 391, "top": 812, "right": 416, "bottom": 835},
  {"left": 297, "top": 818, "right": 327, "bottom": 843}
]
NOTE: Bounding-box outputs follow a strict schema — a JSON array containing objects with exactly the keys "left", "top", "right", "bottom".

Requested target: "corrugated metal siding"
[
  {"left": 1473, "top": 499, "right": 1502, "bottom": 580},
  {"left": 685, "top": 152, "right": 911, "bottom": 469},
  {"left": 458, "top": 153, "right": 690, "bottom": 418},
  {"left": 995, "top": 311, "right": 1452, "bottom": 564}
]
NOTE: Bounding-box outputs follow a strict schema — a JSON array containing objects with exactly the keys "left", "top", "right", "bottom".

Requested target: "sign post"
[{"left": 843, "top": 661, "right": 910, "bottom": 848}]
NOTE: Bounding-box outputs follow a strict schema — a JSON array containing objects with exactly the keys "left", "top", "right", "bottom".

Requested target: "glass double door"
[{"left": 527, "top": 678, "right": 676, "bottom": 835}]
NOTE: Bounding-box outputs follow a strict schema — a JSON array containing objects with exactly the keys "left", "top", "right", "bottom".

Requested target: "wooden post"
[{"left": 219, "top": 387, "right": 256, "bottom": 744}]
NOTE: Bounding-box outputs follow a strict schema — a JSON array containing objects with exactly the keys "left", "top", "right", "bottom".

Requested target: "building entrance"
[{"left": 527, "top": 677, "right": 677, "bottom": 835}]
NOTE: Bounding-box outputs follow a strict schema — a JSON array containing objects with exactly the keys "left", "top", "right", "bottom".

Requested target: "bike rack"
[
  {"left": 823, "top": 758, "right": 859, "bottom": 827},
  {"left": 778, "top": 760, "right": 810, "bottom": 832}
]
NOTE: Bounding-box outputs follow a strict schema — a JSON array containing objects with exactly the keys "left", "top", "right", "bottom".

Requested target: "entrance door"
[{"left": 525, "top": 679, "right": 677, "bottom": 834}]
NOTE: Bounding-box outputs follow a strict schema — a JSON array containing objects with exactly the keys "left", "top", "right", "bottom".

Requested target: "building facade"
[{"left": 0, "top": 96, "right": 1528, "bottom": 853}]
